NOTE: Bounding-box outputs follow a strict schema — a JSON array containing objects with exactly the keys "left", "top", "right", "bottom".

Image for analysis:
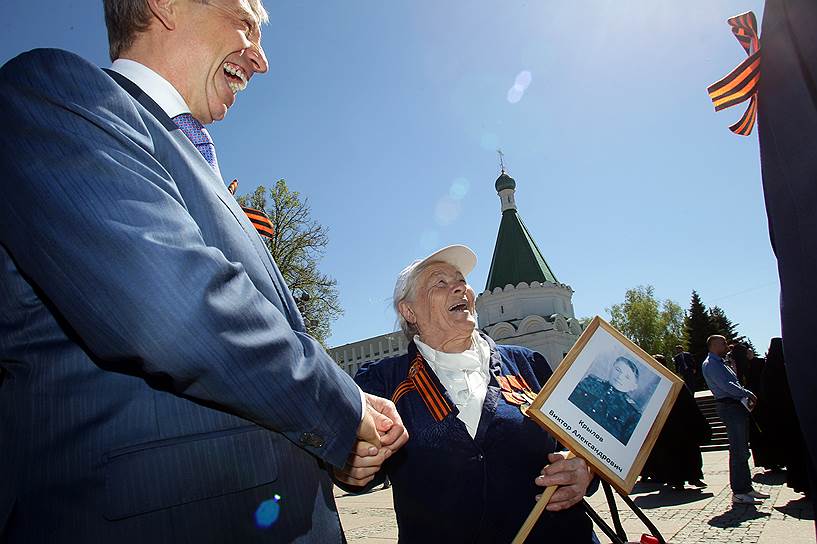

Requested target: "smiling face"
[
  {"left": 609, "top": 359, "right": 638, "bottom": 393},
  {"left": 398, "top": 262, "right": 477, "bottom": 353},
  {"left": 174, "top": 0, "right": 268, "bottom": 123}
]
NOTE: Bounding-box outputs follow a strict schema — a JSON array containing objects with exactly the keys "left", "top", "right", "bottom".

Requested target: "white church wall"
[
  {"left": 476, "top": 282, "right": 575, "bottom": 328},
  {"left": 492, "top": 329, "right": 580, "bottom": 371}
]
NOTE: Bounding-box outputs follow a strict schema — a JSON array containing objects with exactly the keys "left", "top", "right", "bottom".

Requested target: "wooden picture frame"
[{"left": 527, "top": 316, "right": 683, "bottom": 494}]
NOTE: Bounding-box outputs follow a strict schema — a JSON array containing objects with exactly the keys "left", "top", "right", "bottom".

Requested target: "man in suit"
[
  {"left": 0, "top": 0, "right": 406, "bottom": 542},
  {"left": 758, "top": 0, "right": 817, "bottom": 524}
]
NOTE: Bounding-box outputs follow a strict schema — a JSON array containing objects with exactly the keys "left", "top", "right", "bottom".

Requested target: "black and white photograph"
[
  {"left": 528, "top": 317, "right": 683, "bottom": 493},
  {"left": 568, "top": 353, "right": 660, "bottom": 445}
]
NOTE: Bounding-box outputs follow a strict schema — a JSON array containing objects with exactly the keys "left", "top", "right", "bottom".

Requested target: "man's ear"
[
  {"left": 398, "top": 301, "right": 415, "bottom": 325},
  {"left": 147, "top": 0, "right": 180, "bottom": 31}
]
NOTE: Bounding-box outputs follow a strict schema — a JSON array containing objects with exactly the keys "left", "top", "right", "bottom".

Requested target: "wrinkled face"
[
  {"left": 179, "top": 0, "right": 268, "bottom": 123},
  {"left": 402, "top": 262, "right": 477, "bottom": 344},
  {"left": 610, "top": 360, "right": 638, "bottom": 393}
]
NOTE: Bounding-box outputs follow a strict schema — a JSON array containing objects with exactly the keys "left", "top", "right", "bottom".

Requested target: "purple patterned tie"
[
  {"left": 172, "top": 113, "right": 220, "bottom": 174},
  {"left": 173, "top": 113, "right": 274, "bottom": 240}
]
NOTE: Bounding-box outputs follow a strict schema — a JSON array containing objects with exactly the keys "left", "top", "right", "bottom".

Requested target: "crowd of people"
[{"left": 640, "top": 337, "right": 810, "bottom": 505}]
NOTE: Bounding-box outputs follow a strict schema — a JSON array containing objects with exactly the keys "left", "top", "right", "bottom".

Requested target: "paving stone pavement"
[{"left": 336, "top": 450, "right": 814, "bottom": 543}]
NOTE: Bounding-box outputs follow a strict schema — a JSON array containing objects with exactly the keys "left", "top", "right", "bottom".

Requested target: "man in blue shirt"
[{"left": 702, "top": 335, "right": 770, "bottom": 505}]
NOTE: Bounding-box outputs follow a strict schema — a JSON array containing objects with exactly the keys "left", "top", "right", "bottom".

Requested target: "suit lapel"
[{"left": 103, "top": 69, "right": 304, "bottom": 330}]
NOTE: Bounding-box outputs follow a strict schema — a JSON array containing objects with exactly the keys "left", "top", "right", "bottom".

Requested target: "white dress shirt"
[
  {"left": 108, "top": 58, "right": 368, "bottom": 424},
  {"left": 110, "top": 59, "right": 190, "bottom": 118},
  {"left": 415, "top": 332, "right": 490, "bottom": 438}
]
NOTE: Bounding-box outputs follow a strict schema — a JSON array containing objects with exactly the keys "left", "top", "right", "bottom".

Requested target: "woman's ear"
[{"left": 398, "top": 300, "right": 415, "bottom": 325}]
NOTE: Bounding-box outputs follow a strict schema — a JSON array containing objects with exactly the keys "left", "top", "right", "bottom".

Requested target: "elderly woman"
[{"left": 335, "top": 245, "right": 595, "bottom": 543}]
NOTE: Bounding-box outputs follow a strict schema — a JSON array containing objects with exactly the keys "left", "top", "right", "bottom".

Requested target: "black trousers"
[{"left": 758, "top": 0, "right": 817, "bottom": 525}]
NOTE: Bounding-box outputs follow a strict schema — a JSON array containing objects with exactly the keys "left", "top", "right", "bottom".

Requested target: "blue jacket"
[
  {"left": 354, "top": 336, "right": 594, "bottom": 543},
  {"left": 0, "top": 49, "right": 361, "bottom": 543}
]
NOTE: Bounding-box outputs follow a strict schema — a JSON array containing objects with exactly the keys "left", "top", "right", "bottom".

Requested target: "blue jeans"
[{"left": 716, "top": 400, "right": 752, "bottom": 494}]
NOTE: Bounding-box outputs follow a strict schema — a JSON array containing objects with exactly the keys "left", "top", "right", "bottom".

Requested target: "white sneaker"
[
  {"left": 747, "top": 489, "right": 770, "bottom": 499},
  {"left": 732, "top": 493, "right": 762, "bottom": 505}
]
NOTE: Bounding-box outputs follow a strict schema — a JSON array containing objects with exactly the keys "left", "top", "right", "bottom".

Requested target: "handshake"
[{"left": 334, "top": 393, "right": 410, "bottom": 487}]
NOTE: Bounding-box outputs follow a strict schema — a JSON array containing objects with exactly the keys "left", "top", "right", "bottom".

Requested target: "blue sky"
[{"left": 3, "top": 1, "right": 778, "bottom": 353}]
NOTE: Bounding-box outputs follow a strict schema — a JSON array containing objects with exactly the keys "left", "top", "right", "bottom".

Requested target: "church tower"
[{"left": 476, "top": 164, "right": 582, "bottom": 368}]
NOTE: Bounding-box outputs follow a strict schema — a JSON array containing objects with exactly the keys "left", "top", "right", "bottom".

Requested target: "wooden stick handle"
[{"left": 511, "top": 451, "right": 576, "bottom": 544}]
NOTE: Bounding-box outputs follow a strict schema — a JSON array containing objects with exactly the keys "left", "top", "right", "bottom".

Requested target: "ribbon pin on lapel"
[
  {"left": 227, "top": 179, "right": 275, "bottom": 239},
  {"left": 707, "top": 11, "right": 760, "bottom": 136},
  {"left": 391, "top": 355, "right": 453, "bottom": 422}
]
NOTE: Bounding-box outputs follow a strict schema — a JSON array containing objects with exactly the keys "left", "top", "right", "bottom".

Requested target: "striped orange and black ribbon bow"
[
  {"left": 391, "top": 354, "right": 453, "bottom": 422},
  {"left": 707, "top": 11, "right": 760, "bottom": 136},
  {"left": 227, "top": 179, "right": 274, "bottom": 239}
]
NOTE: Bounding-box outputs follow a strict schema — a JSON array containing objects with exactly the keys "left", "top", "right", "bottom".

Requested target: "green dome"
[{"left": 495, "top": 172, "right": 516, "bottom": 192}]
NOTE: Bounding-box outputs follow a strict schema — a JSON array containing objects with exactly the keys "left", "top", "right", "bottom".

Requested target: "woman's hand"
[
  {"left": 336, "top": 393, "right": 409, "bottom": 488},
  {"left": 333, "top": 440, "right": 390, "bottom": 487},
  {"left": 534, "top": 452, "right": 592, "bottom": 511}
]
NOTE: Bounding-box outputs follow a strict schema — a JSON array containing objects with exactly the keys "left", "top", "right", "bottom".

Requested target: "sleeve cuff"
[{"left": 358, "top": 385, "right": 366, "bottom": 422}]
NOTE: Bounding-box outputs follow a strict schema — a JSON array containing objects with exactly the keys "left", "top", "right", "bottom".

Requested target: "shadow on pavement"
[
  {"left": 708, "top": 505, "right": 771, "bottom": 528},
  {"left": 633, "top": 489, "right": 714, "bottom": 509},
  {"left": 775, "top": 497, "right": 814, "bottom": 520},
  {"left": 752, "top": 470, "right": 787, "bottom": 485},
  {"left": 631, "top": 480, "right": 665, "bottom": 494}
]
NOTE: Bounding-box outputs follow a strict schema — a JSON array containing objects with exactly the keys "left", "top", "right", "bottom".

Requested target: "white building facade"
[{"left": 329, "top": 332, "right": 408, "bottom": 378}]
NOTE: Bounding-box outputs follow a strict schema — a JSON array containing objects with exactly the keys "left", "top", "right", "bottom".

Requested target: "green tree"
[
  {"left": 237, "top": 180, "right": 342, "bottom": 347},
  {"left": 709, "top": 305, "right": 755, "bottom": 353},
  {"left": 683, "top": 290, "right": 712, "bottom": 368},
  {"left": 658, "top": 299, "right": 685, "bottom": 360},
  {"left": 708, "top": 306, "right": 738, "bottom": 342},
  {"left": 607, "top": 285, "right": 685, "bottom": 364},
  {"left": 684, "top": 292, "right": 756, "bottom": 367}
]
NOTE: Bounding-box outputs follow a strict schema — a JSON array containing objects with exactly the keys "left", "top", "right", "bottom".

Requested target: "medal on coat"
[{"left": 497, "top": 374, "right": 537, "bottom": 416}]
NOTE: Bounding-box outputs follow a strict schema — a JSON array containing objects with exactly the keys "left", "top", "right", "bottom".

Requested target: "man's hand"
[
  {"left": 336, "top": 394, "right": 409, "bottom": 488},
  {"left": 534, "top": 452, "right": 592, "bottom": 511}
]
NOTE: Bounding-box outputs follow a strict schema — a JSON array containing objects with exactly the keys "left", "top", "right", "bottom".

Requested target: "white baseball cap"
[{"left": 393, "top": 245, "right": 477, "bottom": 303}]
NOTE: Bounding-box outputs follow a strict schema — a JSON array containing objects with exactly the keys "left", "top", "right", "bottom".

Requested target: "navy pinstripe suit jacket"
[{"left": 0, "top": 49, "right": 360, "bottom": 543}]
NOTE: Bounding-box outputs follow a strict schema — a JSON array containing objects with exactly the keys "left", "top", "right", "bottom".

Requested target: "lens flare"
[
  {"left": 515, "top": 70, "right": 532, "bottom": 88},
  {"left": 254, "top": 494, "right": 281, "bottom": 529},
  {"left": 507, "top": 86, "right": 524, "bottom": 103},
  {"left": 506, "top": 70, "right": 532, "bottom": 104},
  {"left": 449, "top": 178, "right": 470, "bottom": 200}
]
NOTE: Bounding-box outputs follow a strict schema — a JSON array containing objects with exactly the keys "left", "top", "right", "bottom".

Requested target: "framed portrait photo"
[{"left": 527, "top": 316, "right": 683, "bottom": 494}]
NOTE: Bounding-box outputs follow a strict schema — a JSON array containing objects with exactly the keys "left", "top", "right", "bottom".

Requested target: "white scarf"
[{"left": 414, "top": 331, "right": 491, "bottom": 439}]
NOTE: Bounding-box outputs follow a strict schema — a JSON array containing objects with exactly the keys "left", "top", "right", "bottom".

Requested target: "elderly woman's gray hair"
[
  {"left": 103, "top": 0, "right": 270, "bottom": 61},
  {"left": 393, "top": 259, "right": 431, "bottom": 341}
]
